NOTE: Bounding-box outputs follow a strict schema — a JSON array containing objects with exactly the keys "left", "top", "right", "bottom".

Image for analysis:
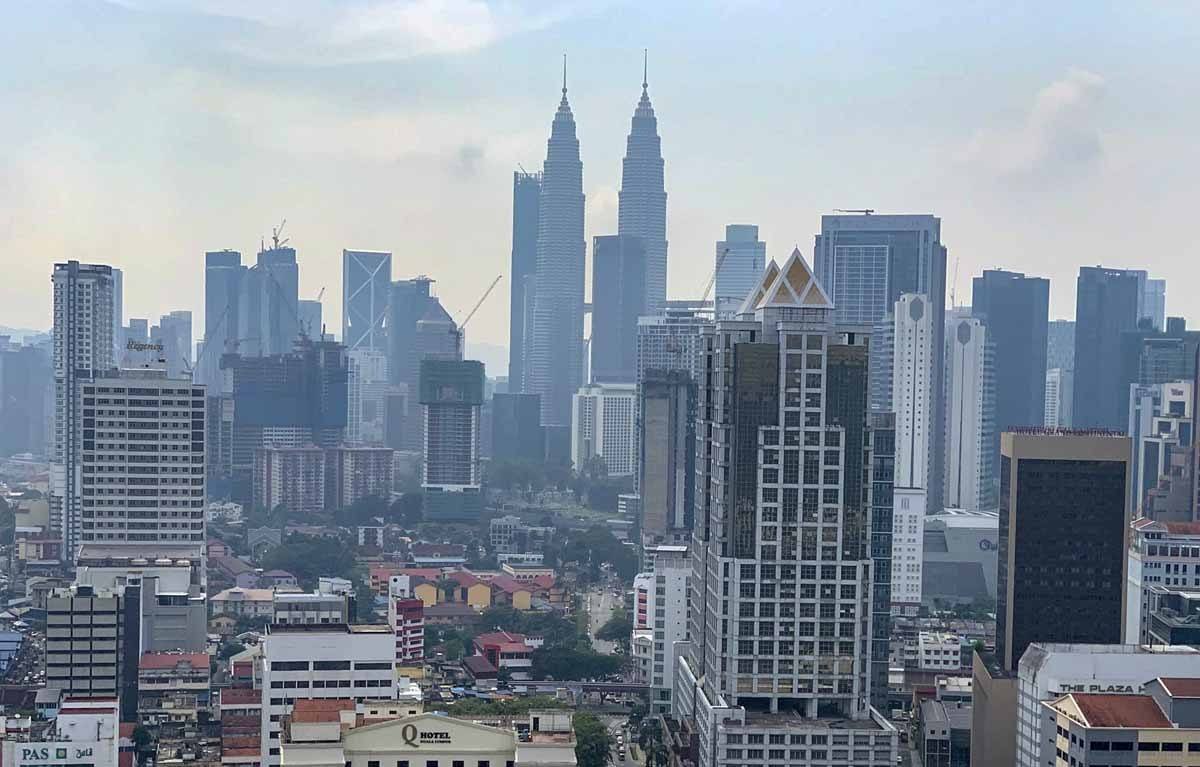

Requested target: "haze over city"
[{"left": 3, "top": 1, "right": 1198, "bottom": 352}]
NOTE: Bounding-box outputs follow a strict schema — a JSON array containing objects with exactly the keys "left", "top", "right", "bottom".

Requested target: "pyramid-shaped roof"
[
  {"left": 755, "top": 248, "right": 833, "bottom": 311},
  {"left": 736, "top": 260, "right": 781, "bottom": 315}
]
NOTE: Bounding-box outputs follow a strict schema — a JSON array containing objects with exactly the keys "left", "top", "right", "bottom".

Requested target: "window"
[
  {"left": 1138, "top": 742, "right": 1160, "bottom": 751},
  {"left": 369, "top": 761, "right": 381, "bottom": 767},
  {"left": 453, "top": 762, "right": 465, "bottom": 767}
]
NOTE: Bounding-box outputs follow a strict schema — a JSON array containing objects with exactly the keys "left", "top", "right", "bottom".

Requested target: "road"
[{"left": 586, "top": 588, "right": 618, "bottom": 655}]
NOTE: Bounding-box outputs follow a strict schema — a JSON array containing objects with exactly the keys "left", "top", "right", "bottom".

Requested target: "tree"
[
  {"left": 130, "top": 726, "right": 153, "bottom": 750},
  {"left": 338, "top": 495, "right": 389, "bottom": 527},
  {"left": 574, "top": 713, "right": 614, "bottom": 767},
  {"left": 596, "top": 609, "right": 632, "bottom": 651},
  {"left": 218, "top": 641, "right": 246, "bottom": 660},
  {"left": 260, "top": 533, "right": 357, "bottom": 589},
  {"left": 532, "top": 647, "right": 620, "bottom": 680}
]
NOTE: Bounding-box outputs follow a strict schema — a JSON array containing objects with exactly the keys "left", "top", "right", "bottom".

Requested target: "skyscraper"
[
  {"left": 714, "top": 225, "right": 767, "bottom": 317},
  {"left": 528, "top": 63, "right": 585, "bottom": 428},
  {"left": 298, "top": 299, "right": 322, "bottom": 338},
  {"left": 814, "top": 213, "right": 948, "bottom": 511},
  {"left": 675, "top": 251, "right": 897, "bottom": 767},
  {"left": 1143, "top": 278, "right": 1167, "bottom": 332},
  {"left": 590, "top": 234, "right": 646, "bottom": 383},
  {"left": 893, "top": 293, "right": 935, "bottom": 497},
  {"left": 1045, "top": 319, "right": 1075, "bottom": 427},
  {"left": 0, "top": 341, "right": 52, "bottom": 457},
  {"left": 996, "top": 430, "right": 1130, "bottom": 672},
  {"left": 152, "top": 310, "right": 192, "bottom": 379},
  {"left": 420, "top": 359, "right": 484, "bottom": 522},
  {"left": 389, "top": 277, "right": 435, "bottom": 390},
  {"left": 342, "top": 250, "right": 392, "bottom": 352},
  {"left": 508, "top": 171, "right": 541, "bottom": 391},
  {"left": 257, "top": 244, "right": 299, "bottom": 356},
  {"left": 944, "top": 316, "right": 997, "bottom": 511},
  {"left": 51, "top": 261, "right": 116, "bottom": 552},
  {"left": 1073, "top": 266, "right": 1141, "bottom": 430},
  {"left": 111, "top": 267, "right": 123, "bottom": 364},
  {"left": 617, "top": 54, "right": 667, "bottom": 314},
  {"left": 200, "top": 250, "right": 243, "bottom": 393},
  {"left": 639, "top": 371, "right": 696, "bottom": 546},
  {"left": 490, "top": 393, "right": 543, "bottom": 464},
  {"left": 347, "top": 349, "right": 389, "bottom": 445},
  {"left": 571, "top": 382, "right": 637, "bottom": 477},
  {"left": 971, "top": 270, "right": 1049, "bottom": 435}
]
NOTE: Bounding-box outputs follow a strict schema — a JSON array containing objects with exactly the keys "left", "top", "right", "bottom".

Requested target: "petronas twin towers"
[{"left": 525, "top": 55, "right": 668, "bottom": 428}]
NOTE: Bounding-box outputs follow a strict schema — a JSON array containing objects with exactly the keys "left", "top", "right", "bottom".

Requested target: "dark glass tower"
[
  {"left": 1073, "top": 266, "right": 1141, "bottom": 430},
  {"left": 528, "top": 61, "right": 585, "bottom": 427},
  {"left": 617, "top": 53, "right": 667, "bottom": 314},
  {"left": 971, "top": 270, "right": 1049, "bottom": 435},
  {"left": 590, "top": 234, "right": 646, "bottom": 383},
  {"left": 508, "top": 171, "right": 541, "bottom": 391}
]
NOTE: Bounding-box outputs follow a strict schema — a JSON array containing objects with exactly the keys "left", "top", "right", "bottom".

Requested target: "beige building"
[{"left": 279, "top": 704, "right": 576, "bottom": 767}]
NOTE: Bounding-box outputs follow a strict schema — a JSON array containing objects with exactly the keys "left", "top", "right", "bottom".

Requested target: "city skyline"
[{"left": 3, "top": 2, "right": 1196, "bottom": 350}]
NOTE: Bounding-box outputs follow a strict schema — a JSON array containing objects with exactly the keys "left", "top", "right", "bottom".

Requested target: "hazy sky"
[{"left": 2, "top": 1, "right": 1198, "bottom": 354}]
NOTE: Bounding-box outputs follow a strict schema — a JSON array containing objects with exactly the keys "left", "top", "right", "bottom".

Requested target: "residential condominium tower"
[
  {"left": 420, "top": 359, "right": 485, "bottom": 522},
  {"left": 674, "top": 250, "right": 898, "bottom": 767},
  {"left": 617, "top": 57, "right": 668, "bottom": 315},
  {"left": 528, "top": 65, "right": 586, "bottom": 428}
]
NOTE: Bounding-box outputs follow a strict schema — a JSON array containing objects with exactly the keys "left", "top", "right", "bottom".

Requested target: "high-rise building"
[
  {"left": 639, "top": 371, "right": 696, "bottom": 546},
  {"left": 257, "top": 245, "right": 300, "bottom": 356},
  {"left": 1143, "top": 277, "right": 1167, "bottom": 332},
  {"left": 617, "top": 58, "right": 667, "bottom": 315},
  {"left": 325, "top": 445, "right": 395, "bottom": 510},
  {"left": 151, "top": 310, "right": 192, "bottom": 379},
  {"left": 51, "top": 261, "right": 116, "bottom": 553},
  {"left": 944, "top": 316, "right": 997, "bottom": 511},
  {"left": 111, "top": 267, "right": 124, "bottom": 365},
  {"left": 78, "top": 370, "right": 205, "bottom": 545},
  {"left": 571, "top": 382, "right": 637, "bottom": 477},
  {"left": 714, "top": 225, "right": 767, "bottom": 317},
  {"left": 868, "top": 311, "right": 895, "bottom": 413},
  {"left": 1116, "top": 317, "right": 1200, "bottom": 427},
  {"left": 891, "top": 488, "right": 926, "bottom": 612},
  {"left": 814, "top": 214, "right": 948, "bottom": 511},
  {"left": 631, "top": 545, "right": 688, "bottom": 714},
  {"left": 1073, "top": 266, "right": 1142, "bottom": 430},
  {"left": 45, "top": 583, "right": 138, "bottom": 720},
  {"left": 342, "top": 250, "right": 391, "bottom": 352},
  {"left": 508, "top": 171, "right": 542, "bottom": 391},
  {"left": 0, "top": 341, "right": 52, "bottom": 457},
  {"left": 893, "top": 293, "right": 935, "bottom": 511},
  {"left": 1043, "top": 368, "right": 1069, "bottom": 427},
  {"left": 528, "top": 66, "right": 585, "bottom": 428},
  {"left": 591, "top": 234, "right": 646, "bottom": 383},
  {"left": 298, "top": 299, "right": 322, "bottom": 338},
  {"left": 347, "top": 348, "right": 389, "bottom": 445},
  {"left": 254, "top": 445, "right": 326, "bottom": 515},
  {"left": 420, "top": 359, "right": 484, "bottom": 522},
  {"left": 490, "top": 393, "right": 543, "bottom": 464},
  {"left": 636, "top": 307, "right": 710, "bottom": 384},
  {"left": 1127, "top": 518, "right": 1200, "bottom": 644},
  {"left": 971, "top": 270, "right": 1049, "bottom": 436},
  {"left": 199, "top": 250, "right": 243, "bottom": 393},
  {"left": 996, "top": 430, "right": 1131, "bottom": 672},
  {"left": 1128, "top": 380, "right": 1193, "bottom": 519},
  {"left": 675, "top": 251, "right": 898, "bottom": 767}
]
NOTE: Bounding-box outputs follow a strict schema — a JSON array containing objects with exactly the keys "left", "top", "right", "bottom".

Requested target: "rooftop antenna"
[
  {"left": 562, "top": 53, "right": 568, "bottom": 99},
  {"left": 643, "top": 48, "right": 648, "bottom": 91}
]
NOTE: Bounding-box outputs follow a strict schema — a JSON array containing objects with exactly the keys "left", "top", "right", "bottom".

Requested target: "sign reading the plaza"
[
  {"left": 1056, "top": 682, "right": 1139, "bottom": 694},
  {"left": 401, "top": 724, "right": 452, "bottom": 748}
]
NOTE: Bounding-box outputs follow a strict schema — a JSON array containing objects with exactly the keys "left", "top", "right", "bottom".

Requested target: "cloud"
[
  {"left": 587, "top": 185, "right": 619, "bottom": 234},
  {"left": 964, "top": 68, "right": 1106, "bottom": 180},
  {"left": 450, "top": 143, "right": 487, "bottom": 178}
]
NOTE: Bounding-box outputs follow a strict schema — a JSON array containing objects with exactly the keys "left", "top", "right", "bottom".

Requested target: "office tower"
[
  {"left": 714, "top": 225, "right": 767, "bottom": 317},
  {"left": 1044, "top": 368, "right": 1067, "bottom": 427},
  {"left": 0, "top": 342, "right": 52, "bottom": 456},
  {"left": 420, "top": 359, "right": 484, "bottom": 522},
  {"left": 675, "top": 252, "right": 897, "bottom": 767},
  {"left": 971, "top": 270, "right": 1049, "bottom": 436},
  {"left": 388, "top": 277, "right": 434, "bottom": 380},
  {"left": 1128, "top": 380, "right": 1193, "bottom": 519},
  {"left": 893, "top": 293, "right": 935, "bottom": 506},
  {"left": 617, "top": 58, "right": 667, "bottom": 315},
  {"left": 571, "top": 382, "right": 637, "bottom": 477},
  {"left": 640, "top": 371, "right": 696, "bottom": 546},
  {"left": 347, "top": 349, "right": 389, "bottom": 445},
  {"left": 1116, "top": 318, "right": 1200, "bottom": 429},
  {"left": 206, "top": 393, "right": 234, "bottom": 496},
  {"left": 151, "top": 310, "right": 192, "bottom": 379},
  {"left": 342, "top": 249, "right": 391, "bottom": 351},
  {"left": 259, "top": 623, "right": 397, "bottom": 765},
  {"left": 325, "top": 445, "right": 395, "bottom": 510},
  {"left": 222, "top": 336, "right": 348, "bottom": 502},
  {"left": 199, "top": 250, "right": 243, "bottom": 393},
  {"left": 528, "top": 66, "right": 586, "bottom": 428},
  {"left": 383, "top": 389, "right": 408, "bottom": 452},
  {"left": 636, "top": 307, "right": 710, "bottom": 383},
  {"left": 814, "top": 214, "right": 948, "bottom": 510},
  {"left": 631, "top": 544, "right": 688, "bottom": 714},
  {"left": 111, "top": 267, "right": 123, "bottom": 364},
  {"left": 944, "top": 316, "right": 997, "bottom": 511},
  {"left": 298, "top": 299, "right": 322, "bottom": 338},
  {"left": 78, "top": 370, "right": 205, "bottom": 544},
  {"left": 254, "top": 445, "right": 326, "bottom": 514},
  {"left": 1073, "top": 266, "right": 1142, "bottom": 429},
  {"left": 866, "top": 412, "right": 895, "bottom": 711},
  {"left": 45, "top": 583, "right": 139, "bottom": 721},
  {"left": 1047, "top": 319, "right": 1075, "bottom": 373},
  {"left": 490, "top": 393, "right": 543, "bottom": 464},
  {"left": 996, "top": 430, "right": 1131, "bottom": 672},
  {"left": 591, "top": 234, "right": 646, "bottom": 383},
  {"left": 868, "top": 311, "right": 894, "bottom": 413},
  {"left": 51, "top": 261, "right": 116, "bottom": 553},
  {"left": 414, "top": 299, "right": 460, "bottom": 366},
  {"left": 508, "top": 171, "right": 542, "bottom": 390},
  {"left": 257, "top": 244, "right": 300, "bottom": 356},
  {"left": 1143, "top": 278, "right": 1167, "bottom": 332}
]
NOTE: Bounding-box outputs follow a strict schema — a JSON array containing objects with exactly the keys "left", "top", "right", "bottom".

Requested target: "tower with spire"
[
  {"left": 618, "top": 50, "right": 668, "bottom": 314},
  {"left": 528, "top": 56, "right": 586, "bottom": 429}
]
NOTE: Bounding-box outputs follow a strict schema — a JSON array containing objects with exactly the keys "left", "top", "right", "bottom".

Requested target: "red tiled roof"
[
  {"left": 140, "top": 651, "right": 209, "bottom": 670},
  {"left": 290, "top": 698, "right": 354, "bottom": 723},
  {"left": 1162, "top": 522, "right": 1200, "bottom": 535},
  {"left": 446, "top": 571, "right": 481, "bottom": 587},
  {"left": 1068, "top": 693, "right": 1171, "bottom": 728},
  {"left": 1157, "top": 677, "right": 1200, "bottom": 698},
  {"left": 220, "top": 688, "right": 261, "bottom": 705},
  {"left": 488, "top": 575, "right": 531, "bottom": 594},
  {"left": 474, "top": 631, "right": 530, "bottom": 653}
]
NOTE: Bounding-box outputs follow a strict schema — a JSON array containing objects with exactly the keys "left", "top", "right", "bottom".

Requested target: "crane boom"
[
  {"left": 700, "top": 248, "right": 731, "bottom": 305},
  {"left": 460, "top": 275, "right": 503, "bottom": 330}
]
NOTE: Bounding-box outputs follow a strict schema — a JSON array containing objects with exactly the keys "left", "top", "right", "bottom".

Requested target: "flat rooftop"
[{"left": 740, "top": 710, "right": 885, "bottom": 731}]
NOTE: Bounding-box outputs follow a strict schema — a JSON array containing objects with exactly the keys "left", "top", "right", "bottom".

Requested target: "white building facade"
[
  {"left": 347, "top": 349, "right": 389, "bottom": 445},
  {"left": 891, "top": 488, "right": 926, "bottom": 612},
  {"left": 1126, "top": 518, "right": 1200, "bottom": 643},
  {"left": 943, "top": 316, "right": 996, "bottom": 511},
  {"left": 893, "top": 293, "right": 934, "bottom": 497},
  {"left": 713, "top": 224, "right": 767, "bottom": 317},
  {"left": 571, "top": 382, "right": 637, "bottom": 476},
  {"left": 630, "top": 545, "right": 689, "bottom": 714}
]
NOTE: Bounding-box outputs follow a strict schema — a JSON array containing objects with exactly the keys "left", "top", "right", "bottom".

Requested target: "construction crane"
[
  {"left": 455, "top": 274, "right": 503, "bottom": 358},
  {"left": 699, "top": 247, "right": 731, "bottom": 307},
  {"left": 949, "top": 254, "right": 961, "bottom": 309},
  {"left": 833, "top": 208, "right": 875, "bottom": 215},
  {"left": 315, "top": 286, "right": 325, "bottom": 302}
]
